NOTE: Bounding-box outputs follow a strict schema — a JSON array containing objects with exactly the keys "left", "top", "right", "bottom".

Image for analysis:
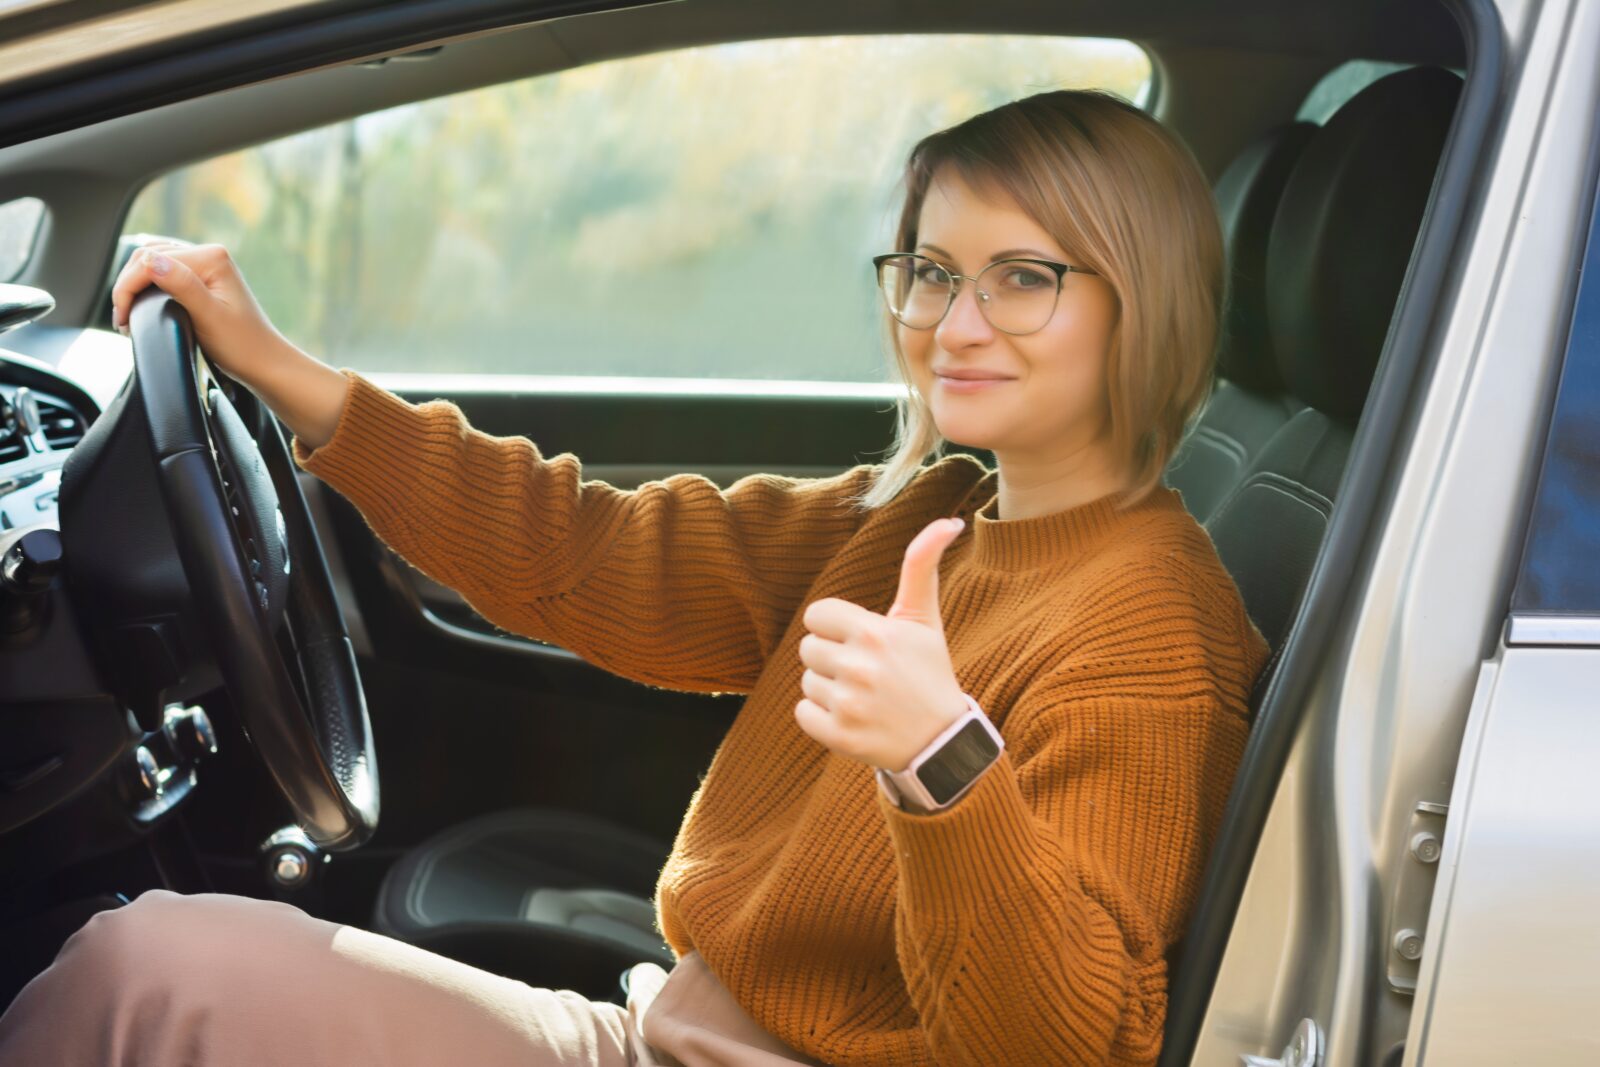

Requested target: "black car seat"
[
  {"left": 1205, "top": 65, "right": 1462, "bottom": 655},
  {"left": 370, "top": 66, "right": 1464, "bottom": 1006},
  {"left": 1164, "top": 120, "right": 1316, "bottom": 523},
  {"left": 1158, "top": 62, "right": 1462, "bottom": 1062},
  {"left": 372, "top": 808, "right": 674, "bottom": 1001}
]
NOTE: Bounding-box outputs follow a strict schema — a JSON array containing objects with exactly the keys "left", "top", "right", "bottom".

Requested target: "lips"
[
  {"left": 933, "top": 369, "right": 1014, "bottom": 382},
  {"left": 933, "top": 370, "right": 1014, "bottom": 395}
]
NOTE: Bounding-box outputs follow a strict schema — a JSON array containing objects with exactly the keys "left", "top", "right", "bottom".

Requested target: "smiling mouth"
[{"left": 935, "top": 373, "right": 1014, "bottom": 386}]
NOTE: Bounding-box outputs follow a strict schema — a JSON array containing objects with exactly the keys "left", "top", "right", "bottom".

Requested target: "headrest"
[
  {"left": 1266, "top": 66, "right": 1463, "bottom": 421},
  {"left": 1212, "top": 122, "right": 1319, "bottom": 394}
]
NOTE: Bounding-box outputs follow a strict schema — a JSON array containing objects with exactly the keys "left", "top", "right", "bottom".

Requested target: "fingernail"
[
  {"left": 948, "top": 517, "right": 964, "bottom": 531},
  {"left": 116, "top": 323, "right": 129, "bottom": 337},
  {"left": 147, "top": 252, "right": 172, "bottom": 276}
]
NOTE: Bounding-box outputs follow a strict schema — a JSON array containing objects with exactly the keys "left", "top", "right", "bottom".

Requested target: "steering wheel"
[{"left": 125, "top": 288, "right": 378, "bottom": 850}]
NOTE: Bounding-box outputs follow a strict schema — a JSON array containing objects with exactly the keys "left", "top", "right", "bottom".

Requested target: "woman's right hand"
[{"left": 108, "top": 240, "right": 352, "bottom": 450}]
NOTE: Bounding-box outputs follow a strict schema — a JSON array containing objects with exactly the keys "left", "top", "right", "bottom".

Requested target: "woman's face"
[{"left": 898, "top": 169, "right": 1120, "bottom": 465}]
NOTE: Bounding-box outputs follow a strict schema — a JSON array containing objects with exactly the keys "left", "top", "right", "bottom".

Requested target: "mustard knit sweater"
[{"left": 291, "top": 370, "right": 1271, "bottom": 1067}]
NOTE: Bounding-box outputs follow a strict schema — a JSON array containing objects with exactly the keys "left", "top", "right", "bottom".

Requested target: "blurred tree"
[{"left": 126, "top": 34, "right": 1151, "bottom": 381}]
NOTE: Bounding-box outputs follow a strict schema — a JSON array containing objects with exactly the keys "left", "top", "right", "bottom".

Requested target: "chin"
[{"left": 932, "top": 422, "right": 1001, "bottom": 453}]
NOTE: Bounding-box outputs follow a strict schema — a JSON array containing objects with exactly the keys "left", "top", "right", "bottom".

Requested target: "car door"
[{"left": 1399, "top": 99, "right": 1600, "bottom": 1066}]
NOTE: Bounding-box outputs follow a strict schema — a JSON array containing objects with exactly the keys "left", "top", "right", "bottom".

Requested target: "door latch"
[{"left": 1241, "top": 1018, "right": 1322, "bottom": 1067}]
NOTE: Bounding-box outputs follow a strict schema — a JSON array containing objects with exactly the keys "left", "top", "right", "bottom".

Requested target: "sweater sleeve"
[
  {"left": 874, "top": 571, "right": 1263, "bottom": 1065},
  {"left": 290, "top": 369, "right": 880, "bottom": 694}
]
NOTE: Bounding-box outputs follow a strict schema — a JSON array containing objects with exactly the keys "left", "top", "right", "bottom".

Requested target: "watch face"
[{"left": 916, "top": 718, "right": 1001, "bottom": 805}]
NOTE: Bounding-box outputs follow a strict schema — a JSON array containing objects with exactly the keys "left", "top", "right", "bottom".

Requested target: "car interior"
[{"left": 0, "top": 0, "right": 1486, "bottom": 1062}]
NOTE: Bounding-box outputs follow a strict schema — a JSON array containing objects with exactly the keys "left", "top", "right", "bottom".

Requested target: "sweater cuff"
[
  {"left": 877, "top": 749, "right": 1041, "bottom": 914},
  {"left": 289, "top": 369, "right": 437, "bottom": 535},
  {"left": 291, "top": 368, "right": 389, "bottom": 474}
]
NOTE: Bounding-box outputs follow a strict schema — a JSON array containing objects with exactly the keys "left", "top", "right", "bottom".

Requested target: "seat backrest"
[
  {"left": 1204, "top": 65, "right": 1463, "bottom": 655},
  {"left": 1165, "top": 121, "right": 1316, "bottom": 523}
]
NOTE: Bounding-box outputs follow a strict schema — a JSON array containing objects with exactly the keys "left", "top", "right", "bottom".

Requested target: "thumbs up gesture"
[{"left": 796, "top": 517, "right": 970, "bottom": 772}]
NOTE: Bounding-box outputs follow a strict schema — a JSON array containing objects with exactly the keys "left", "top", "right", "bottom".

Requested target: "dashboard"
[
  {"left": 0, "top": 382, "right": 87, "bottom": 531},
  {"left": 0, "top": 324, "right": 132, "bottom": 529},
  {"left": 0, "top": 317, "right": 222, "bottom": 873}
]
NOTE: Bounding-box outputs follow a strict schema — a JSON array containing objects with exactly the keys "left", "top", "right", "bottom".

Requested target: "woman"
[{"left": 0, "top": 88, "right": 1268, "bottom": 1066}]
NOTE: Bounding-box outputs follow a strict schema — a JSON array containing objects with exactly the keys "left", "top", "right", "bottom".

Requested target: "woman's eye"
[
  {"left": 998, "top": 266, "right": 1052, "bottom": 290},
  {"left": 913, "top": 265, "right": 951, "bottom": 285}
]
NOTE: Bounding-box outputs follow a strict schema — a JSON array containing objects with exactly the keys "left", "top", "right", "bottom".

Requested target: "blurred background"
[{"left": 123, "top": 34, "right": 1151, "bottom": 382}]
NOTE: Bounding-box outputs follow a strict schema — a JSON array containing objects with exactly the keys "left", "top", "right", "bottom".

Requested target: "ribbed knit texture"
[{"left": 292, "top": 370, "right": 1271, "bottom": 1067}]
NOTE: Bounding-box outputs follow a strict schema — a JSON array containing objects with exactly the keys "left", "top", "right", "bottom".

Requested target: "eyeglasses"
[{"left": 872, "top": 252, "right": 1099, "bottom": 336}]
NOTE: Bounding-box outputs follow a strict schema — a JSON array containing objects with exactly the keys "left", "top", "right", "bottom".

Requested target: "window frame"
[{"left": 1505, "top": 108, "right": 1600, "bottom": 645}]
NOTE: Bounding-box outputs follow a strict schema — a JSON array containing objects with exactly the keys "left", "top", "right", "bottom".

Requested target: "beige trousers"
[{"left": 0, "top": 889, "right": 829, "bottom": 1066}]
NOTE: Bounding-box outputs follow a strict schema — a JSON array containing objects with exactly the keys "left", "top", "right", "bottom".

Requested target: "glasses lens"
[
  {"left": 877, "top": 256, "right": 950, "bottom": 329},
  {"left": 976, "top": 261, "right": 1061, "bottom": 334}
]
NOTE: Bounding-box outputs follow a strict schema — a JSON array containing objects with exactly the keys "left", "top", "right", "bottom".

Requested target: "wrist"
[
  {"left": 255, "top": 342, "right": 350, "bottom": 450},
  {"left": 876, "top": 694, "right": 1004, "bottom": 814}
]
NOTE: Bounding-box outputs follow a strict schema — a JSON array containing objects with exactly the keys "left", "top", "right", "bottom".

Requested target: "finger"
[
  {"left": 794, "top": 697, "right": 847, "bottom": 752},
  {"left": 111, "top": 247, "right": 172, "bottom": 328},
  {"left": 797, "top": 632, "right": 849, "bottom": 678},
  {"left": 799, "top": 668, "right": 841, "bottom": 711},
  {"left": 110, "top": 252, "right": 159, "bottom": 331},
  {"left": 888, "top": 517, "right": 963, "bottom": 626},
  {"left": 112, "top": 245, "right": 206, "bottom": 328},
  {"left": 115, "top": 248, "right": 210, "bottom": 330},
  {"left": 801, "top": 597, "right": 881, "bottom": 643}
]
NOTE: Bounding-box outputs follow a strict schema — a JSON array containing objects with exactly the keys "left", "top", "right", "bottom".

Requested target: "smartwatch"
[{"left": 875, "top": 693, "right": 1005, "bottom": 813}]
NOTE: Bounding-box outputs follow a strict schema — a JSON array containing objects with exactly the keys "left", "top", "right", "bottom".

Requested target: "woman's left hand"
[{"left": 796, "top": 517, "right": 970, "bottom": 772}]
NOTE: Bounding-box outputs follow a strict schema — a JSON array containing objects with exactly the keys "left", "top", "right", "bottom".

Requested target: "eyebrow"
[{"left": 917, "top": 242, "right": 1064, "bottom": 264}]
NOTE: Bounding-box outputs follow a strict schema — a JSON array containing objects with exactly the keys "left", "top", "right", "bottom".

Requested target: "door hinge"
[{"left": 1387, "top": 800, "right": 1449, "bottom": 995}]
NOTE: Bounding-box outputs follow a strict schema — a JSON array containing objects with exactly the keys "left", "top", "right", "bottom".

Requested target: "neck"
[{"left": 993, "top": 444, "right": 1131, "bottom": 521}]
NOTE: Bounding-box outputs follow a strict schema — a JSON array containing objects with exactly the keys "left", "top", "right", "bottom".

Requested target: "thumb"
[{"left": 887, "top": 517, "right": 963, "bottom": 627}]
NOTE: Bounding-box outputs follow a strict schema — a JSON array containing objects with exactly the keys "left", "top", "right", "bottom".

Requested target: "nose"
[{"left": 935, "top": 276, "right": 995, "bottom": 349}]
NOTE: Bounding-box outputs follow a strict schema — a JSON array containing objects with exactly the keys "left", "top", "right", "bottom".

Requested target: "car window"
[
  {"left": 122, "top": 35, "right": 1151, "bottom": 383},
  {"left": 1509, "top": 159, "right": 1600, "bottom": 631},
  {"left": 0, "top": 196, "right": 45, "bottom": 282}
]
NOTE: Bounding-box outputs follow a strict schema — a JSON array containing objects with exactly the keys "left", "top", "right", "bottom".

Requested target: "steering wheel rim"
[{"left": 128, "top": 288, "right": 379, "bottom": 850}]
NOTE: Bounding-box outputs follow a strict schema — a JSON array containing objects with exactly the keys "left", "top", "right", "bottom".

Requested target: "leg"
[{"left": 0, "top": 888, "right": 635, "bottom": 1067}]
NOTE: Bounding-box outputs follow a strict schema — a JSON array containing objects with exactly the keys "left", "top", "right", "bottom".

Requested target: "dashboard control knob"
[
  {"left": 10, "top": 387, "right": 39, "bottom": 440},
  {"left": 273, "top": 851, "right": 309, "bottom": 887},
  {"left": 259, "top": 825, "right": 323, "bottom": 891},
  {"left": 122, "top": 745, "right": 161, "bottom": 803},
  {"left": 0, "top": 527, "right": 63, "bottom": 638},
  {"left": 163, "top": 704, "right": 218, "bottom": 762},
  {"left": 1, "top": 527, "right": 61, "bottom": 596}
]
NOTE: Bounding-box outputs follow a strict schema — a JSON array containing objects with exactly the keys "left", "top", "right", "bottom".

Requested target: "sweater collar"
[{"left": 963, "top": 477, "right": 1184, "bottom": 571}]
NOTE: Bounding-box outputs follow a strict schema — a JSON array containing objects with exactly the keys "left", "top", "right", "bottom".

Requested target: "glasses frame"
[{"left": 872, "top": 251, "right": 1100, "bottom": 336}]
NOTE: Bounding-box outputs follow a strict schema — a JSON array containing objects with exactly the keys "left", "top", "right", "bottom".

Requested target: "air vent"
[
  {"left": 0, "top": 397, "right": 24, "bottom": 463},
  {"left": 34, "top": 394, "right": 85, "bottom": 450}
]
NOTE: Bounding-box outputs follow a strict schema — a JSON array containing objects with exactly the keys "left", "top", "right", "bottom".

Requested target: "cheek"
[
  {"left": 1024, "top": 311, "right": 1114, "bottom": 411},
  {"left": 898, "top": 326, "right": 934, "bottom": 386}
]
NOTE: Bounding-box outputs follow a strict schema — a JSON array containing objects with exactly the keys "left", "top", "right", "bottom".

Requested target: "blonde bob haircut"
[{"left": 852, "top": 88, "right": 1225, "bottom": 512}]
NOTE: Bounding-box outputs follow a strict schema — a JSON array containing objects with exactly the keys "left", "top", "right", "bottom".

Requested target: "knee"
[
  {"left": 61, "top": 890, "right": 198, "bottom": 984},
  {"left": 58, "top": 889, "right": 262, "bottom": 1000}
]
